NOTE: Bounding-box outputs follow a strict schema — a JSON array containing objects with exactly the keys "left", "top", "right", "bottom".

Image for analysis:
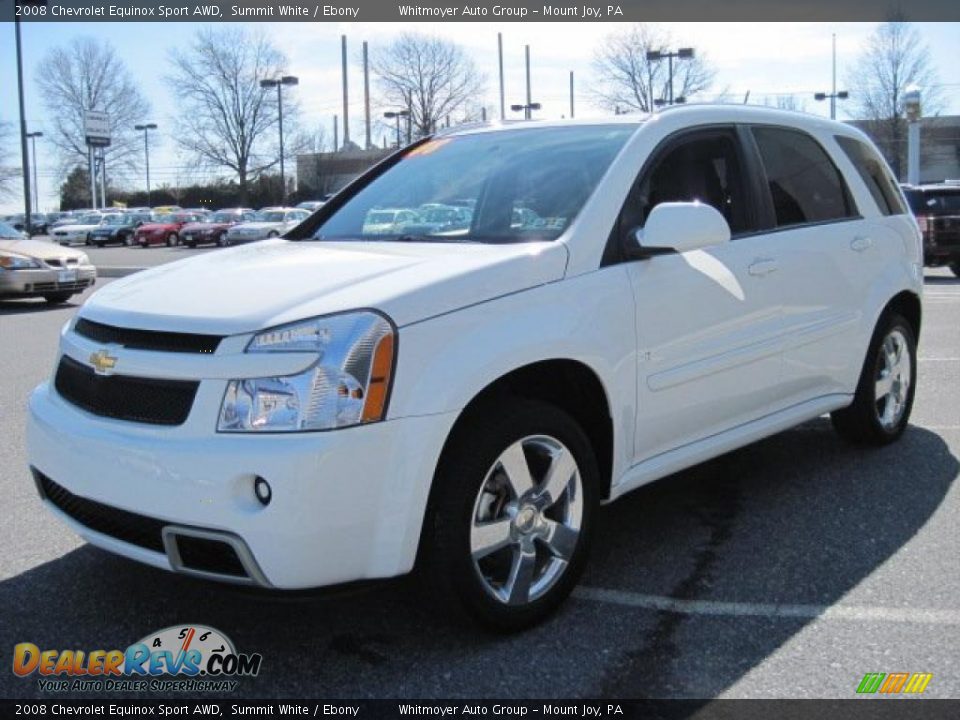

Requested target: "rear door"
[{"left": 746, "top": 126, "right": 881, "bottom": 402}]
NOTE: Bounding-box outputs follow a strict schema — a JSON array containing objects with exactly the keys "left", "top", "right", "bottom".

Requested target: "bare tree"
[
  {"left": 846, "top": 17, "right": 943, "bottom": 178},
  {"left": 371, "top": 33, "right": 486, "bottom": 137},
  {"left": 0, "top": 121, "right": 20, "bottom": 200},
  {"left": 592, "top": 24, "right": 715, "bottom": 113},
  {"left": 166, "top": 28, "right": 296, "bottom": 205},
  {"left": 35, "top": 37, "right": 149, "bottom": 182}
]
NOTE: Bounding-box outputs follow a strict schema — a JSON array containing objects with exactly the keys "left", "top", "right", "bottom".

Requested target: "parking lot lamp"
[
  {"left": 26, "top": 131, "right": 42, "bottom": 214},
  {"left": 646, "top": 47, "right": 695, "bottom": 106},
  {"left": 383, "top": 110, "right": 409, "bottom": 148},
  {"left": 134, "top": 123, "right": 157, "bottom": 207},
  {"left": 261, "top": 75, "right": 299, "bottom": 205}
]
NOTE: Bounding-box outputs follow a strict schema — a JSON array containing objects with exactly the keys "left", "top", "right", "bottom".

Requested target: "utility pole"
[
  {"left": 814, "top": 35, "right": 847, "bottom": 121},
  {"left": 135, "top": 123, "right": 157, "bottom": 207},
  {"left": 14, "top": 14, "right": 32, "bottom": 228},
  {"left": 261, "top": 76, "right": 299, "bottom": 205},
  {"left": 524, "top": 45, "right": 532, "bottom": 120},
  {"left": 26, "top": 131, "right": 43, "bottom": 213},
  {"left": 333, "top": 115, "right": 338, "bottom": 153},
  {"left": 341, "top": 34, "right": 350, "bottom": 148},
  {"left": 498, "top": 33, "right": 505, "bottom": 120},
  {"left": 363, "top": 41, "right": 371, "bottom": 149},
  {"left": 569, "top": 71, "right": 575, "bottom": 119}
]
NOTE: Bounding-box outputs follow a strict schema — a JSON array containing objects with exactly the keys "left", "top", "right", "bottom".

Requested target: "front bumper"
[
  {"left": 0, "top": 266, "right": 96, "bottom": 297},
  {"left": 27, "top": 380, "right": 455, "bottom": 589}
]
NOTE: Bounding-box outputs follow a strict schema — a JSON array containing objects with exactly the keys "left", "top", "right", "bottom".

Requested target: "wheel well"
[
  {"left": 885, "top": 291, "right": 922, "bottom": 340},
  {"left": 442, "top": 360, "right": 615, "bottom": 499}
]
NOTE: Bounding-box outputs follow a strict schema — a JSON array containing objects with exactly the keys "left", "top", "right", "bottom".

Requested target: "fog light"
[{"left": 253, "top": 476, "right": 272, "bottom": 506}]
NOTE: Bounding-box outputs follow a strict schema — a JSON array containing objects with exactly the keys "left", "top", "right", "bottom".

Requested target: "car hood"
[
  {"left": 230, "top": 222, "right": 281, "bottom": 231},
  {"left": 0, "top": 238, "right": 88, "bottom": 260},
  {"left": 54, "top": 223, "right": 98, "bottom": 232},
  {"left": 79, "top": 238, "right": 568, "bottom": 334}
]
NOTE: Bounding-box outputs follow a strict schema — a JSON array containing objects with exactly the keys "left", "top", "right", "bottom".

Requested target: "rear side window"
[
  {"left": 835, "top": 135, "right": 907, "bottom": 216},
  {"left": 752, "top": 127, "right": 855, "bottom": 227},
  {"left": 909, "top": 189, "right": 960, "bottom": 216}
]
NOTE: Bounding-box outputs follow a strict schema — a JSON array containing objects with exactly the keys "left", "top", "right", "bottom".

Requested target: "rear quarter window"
[
  {"left": 835, "top": 135, "right": 907, "bottom": 216},
  {"left": 752, "top": 126, "right": 856, "bottom": 227}
]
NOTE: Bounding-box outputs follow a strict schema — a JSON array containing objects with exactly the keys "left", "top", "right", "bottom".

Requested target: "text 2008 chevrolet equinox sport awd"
[{"left": 28, "top": 106, "right": 922, "bottom": 630}]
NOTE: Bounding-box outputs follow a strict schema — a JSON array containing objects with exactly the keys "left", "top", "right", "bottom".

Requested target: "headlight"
[
  {"left": 77, "top": 254, "right": 89, "bottom": 264},
  {"left": 0, "top": 252, "right": 41, "bottom": 269},
  {"left": 218, "top": 311, "right": 396, "bottom": 433}
]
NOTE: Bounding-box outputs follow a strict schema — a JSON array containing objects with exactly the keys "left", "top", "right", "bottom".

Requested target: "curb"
[{"left": 96, "top": 266, "right": 145, "bottom": 278}]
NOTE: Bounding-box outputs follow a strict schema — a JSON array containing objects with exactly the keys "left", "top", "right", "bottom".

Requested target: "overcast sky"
[{"left": 2, "top": 21, "right": 958, "bottom": 213}]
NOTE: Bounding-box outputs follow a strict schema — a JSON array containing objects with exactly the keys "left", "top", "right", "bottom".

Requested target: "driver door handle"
[
  {"left": 748, "top": 258, "right": 779, "bottom": 277},
  {"left": 851, "top": 236, "right": 873, "bottom": 252}
]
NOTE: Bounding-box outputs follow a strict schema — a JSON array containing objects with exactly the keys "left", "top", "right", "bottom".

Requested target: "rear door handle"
[
  {"left": 748, "top": 259, "right": 779, "bottom": 277},
  {"left": 851, "top": 236, "right": 873, "bottom": 252}
]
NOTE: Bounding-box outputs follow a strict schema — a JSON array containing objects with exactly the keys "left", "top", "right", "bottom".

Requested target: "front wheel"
[
  {"left": 166, "top": 233, "right": 179, "bottom": 247},
  {"left": 218, "top": 233, "right": 231, "bottom": 247},
  {"left": 831, "top": 312, "right": 917, "bottom": 445},
  {"left": 420, "top": 398, "right": 599, "bottom": 631}
]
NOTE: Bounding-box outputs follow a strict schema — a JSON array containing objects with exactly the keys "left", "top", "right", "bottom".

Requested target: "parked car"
[
  {"left": 222, "top": 208, "right": 310, "bottom": 245},
  {"left": 180, "top": 209, "right": 257, "bottom": 248},
  {"left": 26, "top": 108, "right": 922, "bottom": 631},
  {"left": 296, "top": 200, "right": 326, "bottom": 212},
  {"left": 0, "top": 221, "right": 96, "bottom": 303},
  {"left": 902, "top": 183, "right": 960, "bottom": 276},
  {"left": 4, "top": 213, "right": 50, "bottom": 236},
  {"left": 361, "top": 207, "right": 421, "bottom": 235},
  {"left": 133, "top": 212, "right": 204, "bottom": 247},
  {"left": 88, "top": 212, "right": 152, "bottom": 247},
  {"left": 51, "top": 212, "right": 111, "bottom": 246}
]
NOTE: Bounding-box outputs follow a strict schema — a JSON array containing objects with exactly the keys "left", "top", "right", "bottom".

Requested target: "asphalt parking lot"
[{"left": 1, "top": 255, "right": 958, "bottom": 700}]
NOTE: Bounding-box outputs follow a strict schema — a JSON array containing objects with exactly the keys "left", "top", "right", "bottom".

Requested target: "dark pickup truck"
[{"left": 903, "top": 184, "right": 960, "bottom": 276}]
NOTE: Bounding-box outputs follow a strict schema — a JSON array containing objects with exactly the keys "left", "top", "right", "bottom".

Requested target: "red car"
[
  {"left": 179, "top": 208, "right": 257, "bottom": 248},
  {"left": 134, "top": 212, "right": 204, "bottom": 248}
]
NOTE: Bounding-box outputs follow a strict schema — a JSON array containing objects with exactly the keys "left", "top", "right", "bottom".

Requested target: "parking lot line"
[{"left": 573, "top": 586, "right": 960, "bottom": 626}]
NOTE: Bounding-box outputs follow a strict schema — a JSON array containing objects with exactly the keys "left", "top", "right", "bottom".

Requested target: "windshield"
[
  {"left": 258, "top": 211, "right": 286, "bottom": 222},
  {"left": 103, "top": 215, "right": 127, "bottom": 225},
  {"left": 309, "top": 125, "right": 636, "bottom": 243},
  {"left": 152, "top": 214, "right": 176, "bottom": 223},
  {"left": 79, "top": 214, "right": 101, "bottom": 224},
  {"left": 209, "top": 212, "right": 238, "bottom": 223}
]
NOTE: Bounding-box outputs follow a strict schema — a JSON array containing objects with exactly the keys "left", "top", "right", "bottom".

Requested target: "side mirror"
[{"left": 632, "top": 202, "right": 731, "bottom": 257}]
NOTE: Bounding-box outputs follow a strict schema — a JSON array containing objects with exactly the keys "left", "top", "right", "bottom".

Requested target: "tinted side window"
[
  {"left": 625, "top": 132, "right": 752, "bottom": 235},
  {"left": 835, "top": 135, "right": 907, "bottom": 216},
  {"left": 752, "top": 127, "right": 855, "bottom": 227}
]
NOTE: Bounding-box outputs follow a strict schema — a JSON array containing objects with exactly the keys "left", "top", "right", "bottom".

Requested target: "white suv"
[{"left": 27, "top": 106, "right": 922, "bottom": 630}]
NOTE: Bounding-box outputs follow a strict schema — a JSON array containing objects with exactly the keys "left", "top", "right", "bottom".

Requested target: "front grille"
[
  {"left": 54, "top": 354, "right": 198, "bottom": 426},
  {"left": 75, "top": 318, "right": 222, "bottom": 354},
  {"left": 31, "top": 280, "right": 94, "bottom": 293},
  {"left": 33, "top": 470, "right": 166, "bottom": 553},
  {"left": 174, "top": 536, "right": 246, "bottom": 577}
]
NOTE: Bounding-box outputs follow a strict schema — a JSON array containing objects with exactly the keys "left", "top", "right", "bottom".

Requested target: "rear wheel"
[
  {"left": 267, "top": 231, "right": 279, "bottom": 238},
  {"left": 831, "top": 312, "right": 917, "bottom": 445},
  {"left": 420, "top": 398, "right": 598, "bottom": 631},
  {"left": 218, "top": 233, "right": 231, "bottom": 247},
  {"left": 166, "top": 233, "right": 179, "bottom": 247},
  {"left": 44, "top": 292, "right": 73, "bottom": 304}
]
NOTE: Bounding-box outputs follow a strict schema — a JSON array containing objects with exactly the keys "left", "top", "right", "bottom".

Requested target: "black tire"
[
  {"left": 218, "top": 233, "right": 231, "bottom": 247},
  {"left": 95, "top": 241, "right": 105, "bottom": 248},
  {"left": 267, "top": 231, "right": 279, "bottom": 238},
  {"left": 125, "top": 235, "right": 137, "bottom": 247},
  {"left": 166, "top": 233, "right": 179, "bottom": 247},
  {"left": 419, "top": 398, "right": 599, "bottom": 632},
  {"left": 43, "top": 292, "right": 73, "bottom": 304},
  {"left": 950, "top": 261, "right": 960, "bottom": 278},
  {"left": 831, "top": 312, "right": 917, "bottom": 445}
]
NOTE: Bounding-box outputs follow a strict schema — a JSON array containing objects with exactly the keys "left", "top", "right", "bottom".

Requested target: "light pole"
[
  {"left": 815, "top": 34, "right": 848, "bottom": 119},
  {"left": 510, "top": 102, "right": 541, "bottom": 119},
  {"left": 26, "top": 131, "right": 42, "bottom": 214},
  {"left": 383, "top": 110, "right": 409, "bottom": 148},
  {"left": 261, "top": 75, "right": 299, "bottom": 205},
  {"left": 646, "top": 47, "right": 695, "bottom": 107},
  {"left": 134, "top": 123, "right": 157, "bottom": 207}
]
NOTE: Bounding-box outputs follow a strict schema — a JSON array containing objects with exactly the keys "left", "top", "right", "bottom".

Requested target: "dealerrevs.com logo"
[{"left": 13, "top": 624, "right": 263, "bottom": 693}]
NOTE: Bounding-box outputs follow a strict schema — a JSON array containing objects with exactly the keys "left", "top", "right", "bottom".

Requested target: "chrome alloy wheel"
[
  {"left": 875, "top": 328, "right": 911, "bottom": 430},
  {"left": 469, "top": 435, "right": 583, "bottom": 606}
]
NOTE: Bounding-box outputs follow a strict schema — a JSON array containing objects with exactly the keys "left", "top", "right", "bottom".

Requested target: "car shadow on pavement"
[
  {"left": 0, "top": 299, "right": 81, "bottom": 315},
  {"left": 0, "top": 420, "right": 955, "bottom": 699}
]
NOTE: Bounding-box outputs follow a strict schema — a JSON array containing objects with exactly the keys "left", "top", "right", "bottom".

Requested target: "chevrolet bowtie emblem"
[{"left": 89, "top": 349, "right": 117, "bottom": 374}]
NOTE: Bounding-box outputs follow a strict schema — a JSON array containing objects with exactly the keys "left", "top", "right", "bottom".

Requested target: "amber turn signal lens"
[{"left": 361, "top": 332, "right": 395, "bottom": 422}]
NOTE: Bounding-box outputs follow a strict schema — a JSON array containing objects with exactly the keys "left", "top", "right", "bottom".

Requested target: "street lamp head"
[
  {"left": 510, "top": 104, "right": 524, "bottom": 112},
  {"left": 384, "top": 111, "right": 398, "bottom": 119},
  {"left": 529, "top": 103, "right": 542, "bottom": 111},
  {"left": 675, "top": 97, "right": 687, "bottom": 104},
  {"left": 281, "top": 75, "right": 299, "bottom": 86},
  {"left": 646, "top": 50, "right": 663, "bottom": 61},
  {"left": 837, "top": 91, "right": 849, "bottom": 100},
  {"left": 814, "top": 92, "right": 827, "bottom": 101},
  {"left": 135, "top": 123, "right": 158, "bottom": 131},
  {"left": 27, "top": 131, "right": 43, "bottom": 138},
  {"left": 654, "top": 98, "right": 667, "bottom": 107},
  {"left": 260, "top": 79, "right": 278, "bottom": 88},
  {"left": 677, "top": 48, "right": 695, "bottom": 59}
]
